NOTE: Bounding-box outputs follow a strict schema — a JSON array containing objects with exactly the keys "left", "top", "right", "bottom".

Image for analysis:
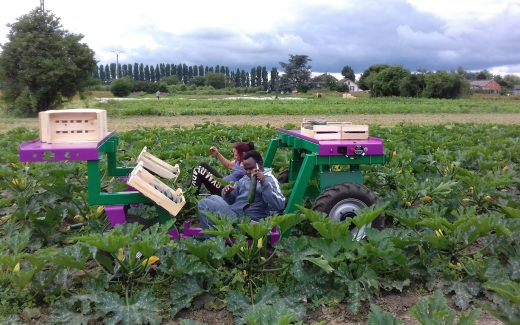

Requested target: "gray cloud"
[{"left": 123, "top": 1, "right": 520, "bottom": 74}]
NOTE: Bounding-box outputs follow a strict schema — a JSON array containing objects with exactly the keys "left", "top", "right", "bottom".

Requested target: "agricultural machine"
[{"left": 19, "top": 110, "right": 386, "bottom": 240}]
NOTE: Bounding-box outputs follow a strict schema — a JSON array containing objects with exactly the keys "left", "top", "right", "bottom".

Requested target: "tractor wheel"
[
  {"left": 277, "top": 167, "right": 290, "bottom": 184},
  {"left": 312, "top": 183, "right": 385, "bottom": 240}
]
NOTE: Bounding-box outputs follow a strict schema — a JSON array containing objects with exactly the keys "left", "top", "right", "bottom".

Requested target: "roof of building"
[
  {"left": 338, "top": 78, "right": 357, "bottom": 85},
  {"left": 469, "top": 80, "right": 493, "bottom": 87}
]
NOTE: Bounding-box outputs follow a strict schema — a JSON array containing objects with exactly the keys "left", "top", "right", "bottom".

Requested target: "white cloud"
[{"left": 1, "top": 0, "right": 519, "bottom": 74}]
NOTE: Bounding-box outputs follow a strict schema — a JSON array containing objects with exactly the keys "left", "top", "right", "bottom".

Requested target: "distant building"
[
  {"left": 310, "top": 73, "right": 339, "bottom": 90},
  {"left": 513, "top": 85, "right": 520, "bottom": 96},
  {"left": 338, "top": 78, "right": 360, "bottom": 92},
  {"left": 469, "top": 80, "right": 501, "bottom": 93}
]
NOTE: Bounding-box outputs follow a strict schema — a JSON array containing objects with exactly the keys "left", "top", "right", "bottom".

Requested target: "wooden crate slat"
[
  {"left": 127, "top": 162, "right": 185, "bottom": 217},
  {"left": 136, "top": 147, "right": 180, "bottom": 180}
]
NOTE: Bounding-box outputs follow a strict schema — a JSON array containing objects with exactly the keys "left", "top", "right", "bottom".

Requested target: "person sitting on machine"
[
  {"left": 197, "top": 150, "right": 285, "bottom": 229},
  {"left": 191, "top": 141, "right": 255, "bottom": 195}
]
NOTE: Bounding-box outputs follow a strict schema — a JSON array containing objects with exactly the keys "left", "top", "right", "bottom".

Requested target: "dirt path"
[{"left": 2, "top": 113, "right": 520, "bottom": 133}]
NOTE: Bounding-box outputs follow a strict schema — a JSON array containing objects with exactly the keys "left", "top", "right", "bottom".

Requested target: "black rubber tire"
[
  {"left": 277, "top": 167, "right": 290, "bottom": 184},
  {"left": 312, "top": 183, "right": 385, "bottom": 238}
]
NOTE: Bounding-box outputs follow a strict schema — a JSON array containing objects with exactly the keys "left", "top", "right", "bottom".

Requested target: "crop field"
[
  {"left": 0, "top": 120, "right": 519, "bottom": 324},
  {"left": 94, "top": 95, "right": 520, "bottom": 116}
]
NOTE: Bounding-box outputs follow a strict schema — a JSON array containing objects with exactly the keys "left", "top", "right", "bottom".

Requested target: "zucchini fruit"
[{"left": 248, "top": 174, "right": 257, "bottom": 204}]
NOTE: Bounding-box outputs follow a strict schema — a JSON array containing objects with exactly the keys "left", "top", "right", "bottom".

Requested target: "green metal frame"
[
  {"left": 87, "top": 134, "right": 155, "bottom": 209},
  {"left": 264, "top": 130, "right": 385, "bottom": 213}
]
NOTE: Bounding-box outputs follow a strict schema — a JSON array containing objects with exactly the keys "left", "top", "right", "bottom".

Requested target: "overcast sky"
[{"left": 1, "top": 0, "right": 520, "bottom": 76}]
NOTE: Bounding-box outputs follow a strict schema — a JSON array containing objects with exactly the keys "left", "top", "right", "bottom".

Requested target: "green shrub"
[{"left": 110, "top": 78, "right": 133, "bottom": 97}]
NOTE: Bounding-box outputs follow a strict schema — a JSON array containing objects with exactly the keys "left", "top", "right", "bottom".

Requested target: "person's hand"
[
  {"left": 209, "top": 146, "right": 219, "bottom": 156},
  {"left": 223, "top": 185, "right": 235, "bottom": 195},
  {"left": 253, "top": 169, "right": 265, "bottom": 183}
]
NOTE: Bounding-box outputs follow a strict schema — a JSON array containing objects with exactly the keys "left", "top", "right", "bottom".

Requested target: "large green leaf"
[
  {"left": 74, "top": 229, "right": 133, "bottom": 254},
  {"left": 269, "top": 213, "right": 304, "bottom": 236},
  {"left": 448, "top": 281, "right": 481, "bottom": 310},
  {"left": 170, "top": 276, "right": 206, "bottom": 317},
  {"left": 50, "top": 294, "right": 98, "bottom": 324},
  {"left": 311, "top": 221, "right": 352, "bottom": 240},
  {"left": 96, "top": 290, "right": 161, "bottom": 325},
  {"left": 227, "top": 284, "right": 305, "bottom": 325},
  {"left": 367, "top": 304, "right": 403, "bottom": 325},
  {"left": 484, "top": 281, "right": 520, "bottom": 304},
  {"left": 409, "top": 291, "right": 455, "bottom": 325},
  {"left": 352, "top": 202, "right": 389, "bottom": 228},
  {"left": 238, "top": 219, "right": 271, "bottom": 241}
]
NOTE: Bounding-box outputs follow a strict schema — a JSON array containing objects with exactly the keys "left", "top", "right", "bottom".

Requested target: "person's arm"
[
  {"left": 223, "top": 164, "right": 245, "bottom": 182},
  {"left": 258, "top": 174, "right": 285, "bottom": 212},
  {"left": 210, "top": 146, "right": 234, "bottom": 169}
]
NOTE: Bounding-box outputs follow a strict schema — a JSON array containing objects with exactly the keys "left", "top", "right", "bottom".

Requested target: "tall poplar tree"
[
  {"left": 99, "top": 65, "right": 106, "bottom": 83},
  {"left": 144, "top": 65, "right": 150, "bottom": 81},
  {"left": 155, "top": 64, "right": 160, "bottom": 81},
  {"left": 133, "top": 63, "right": 139, "bottom": 80},
  {"left": 105, "top": 64, "right": 111, "bottom": 82},
  {"left": 262, "top": 66, "right": 268, "bottom": 90},
  {"left": 250, "top": 68, "right": 256, "bottom": 87},
  {"left": 127, "top": 64, "right": 132, "bottom": 79},
  {"left": 139, "top": 63, "right": 144, "bottom": 81}
]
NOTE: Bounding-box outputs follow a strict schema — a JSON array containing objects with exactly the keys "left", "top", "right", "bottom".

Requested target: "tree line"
[{"left": 94, "top": 63, "right": 279, "bottom": 91}]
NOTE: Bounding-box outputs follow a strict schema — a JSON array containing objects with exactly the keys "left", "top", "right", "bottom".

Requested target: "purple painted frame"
[
  {"left": 19, "top": 132, "right": 114, "bottom": 162},
  {"left": 280, "top": 129, "right": 384, "bottom": 156}
]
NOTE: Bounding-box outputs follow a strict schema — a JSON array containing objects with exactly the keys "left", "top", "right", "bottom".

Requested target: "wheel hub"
[{"left": 329, "top": 198, "right": 370, "bottom": 240}]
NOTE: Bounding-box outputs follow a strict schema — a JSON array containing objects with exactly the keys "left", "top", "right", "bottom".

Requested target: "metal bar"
[
  {"left": 284, "top": 153, "right": 317, "bottom": 213},
  {"left": 263, "top": 138, "right": 281, "bottom": 168}
]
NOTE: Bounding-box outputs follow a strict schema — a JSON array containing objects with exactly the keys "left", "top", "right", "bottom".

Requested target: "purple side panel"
[
  {"left": 182, "top": 221, "right": 203, "bottom": 237},
  {"left": 104, "top": 205, "right": 127, "bottom": 227},
  {"left": 19, "top": 132, "right": 113, "bottom": 162},
  {"left": 277, "top": 129, "right": 384, "bottom": 156},
  {"left": 168, "top": 229, "right": 181, "bottom": 240},
  {"left": 269, "top": 228, "right": 280, "bottom": 245},
  {"left": 318, "top": 137, "right": 384, "bottom": 156}
]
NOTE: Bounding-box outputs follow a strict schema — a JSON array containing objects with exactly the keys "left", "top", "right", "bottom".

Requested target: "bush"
[
  {"left": 336, "top": 84, "right": 349, "bottom": 93},
  {"left": 205, "top": 73, "right": 225, "bottom": 89},
  {"left": 421, "top": 71, "right": 469, "bottom": 99},
  {"left": 110, "top": 78, "right": 133, "bottom": 97},
  {"left": 162, "top": 76, "right": 180, "bottom": 85}
]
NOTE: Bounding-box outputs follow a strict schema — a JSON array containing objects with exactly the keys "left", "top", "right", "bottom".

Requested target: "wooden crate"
[
  {"left": 39, "top": 109, "right": 108, "bottom": 143},
  {"left": 127, "top": 162, "right": 186, "bottom": 217},
  {"left": 136, "top": 147, "right": 179, "bottom": 180},
  {"left": 301, "top": 119, "right": 368, "bottom": 140},
  {"left": 341, "top": 124, "right": 369, "bottom": 140},
  {"left": 301, "top": 119, "right": 348, "bottom": 140}
]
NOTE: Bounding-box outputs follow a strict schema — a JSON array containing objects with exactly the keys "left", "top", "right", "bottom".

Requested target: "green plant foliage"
[
  {"left": 227, "top": 284, "right": 305, "bottom": 325},
  {"left": 1, "top": 122, "right": 519, "bottom": 322},
  {"left": 367, "top": 304, "right": 403, "bottom": 325},
  {"left": 170, "top": 276, "right": 206, "bottom": 317},
  {"left": 410, "top": 291, "right": 480, "bottom": 325},
  {"left": 88, "top": 95, "right": 520, "bottom": 117}
]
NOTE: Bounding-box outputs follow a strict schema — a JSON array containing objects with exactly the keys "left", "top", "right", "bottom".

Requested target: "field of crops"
[
  {"left": 95, "top": 95, "right": 520, "bottom": 116},
  {"left": 0, "top": 122, "right": 519, "bottom": 324}
]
